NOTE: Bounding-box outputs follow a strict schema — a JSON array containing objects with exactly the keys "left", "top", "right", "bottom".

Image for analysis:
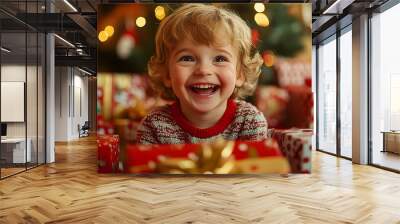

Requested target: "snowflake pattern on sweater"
[{"left": 136, "top": 100, "right": 268, "bottom": 144}]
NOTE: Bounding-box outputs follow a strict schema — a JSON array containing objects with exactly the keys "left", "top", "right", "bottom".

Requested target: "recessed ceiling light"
[
  {"left": 1, "top": 47, "right": 11, "bottom": 53},
  {"left": 54, "top": 34, "right": 75, "bottom": 48},
  {"left": 77, "top": 67, "right": 93, "bottom": 76},
  {"left": 63, "top": 0, "right": 78, "bottom": 12}
]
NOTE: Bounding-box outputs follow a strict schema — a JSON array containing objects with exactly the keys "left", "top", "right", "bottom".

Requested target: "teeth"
[{"left": 192, "top": 84, "right": 216, "bottom": 89}]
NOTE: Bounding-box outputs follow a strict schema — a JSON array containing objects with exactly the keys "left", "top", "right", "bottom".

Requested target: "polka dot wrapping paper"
[
  {"left": 267, "top": 128, "right": 312, "bottom": 173},
  {"left": 97, "top": 135, "right": 120, "bottom": 173}
]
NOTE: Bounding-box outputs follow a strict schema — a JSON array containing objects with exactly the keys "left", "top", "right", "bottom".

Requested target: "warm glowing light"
[
  {"left": 155, "top": 6, "right": 166, "bottom": 20},
  {"left": 98, "top": 31, "right": 108, "bottom": 42},
  {"left": 254, "top": 3, "right": 265, "bottom": 13},
  {"left": 104, "top": 25, "right": 114, "bottom": 37},
  {"left": 263, "top": 51, "right": 275, "bottom": 67},
  {"left": 254, "top": 13, "right": 270, "bottom": 27},
  {"left": 136, "top": 17, "right": 146, "bottom": 27}
]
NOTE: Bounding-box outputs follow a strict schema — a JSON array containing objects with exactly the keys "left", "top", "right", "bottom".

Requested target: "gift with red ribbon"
[
  {"left": 97, "top": 135, "right": 120, "bottom": 173},
  {"left": 123, "top": 138, "right": 290, "bottom": 174}
]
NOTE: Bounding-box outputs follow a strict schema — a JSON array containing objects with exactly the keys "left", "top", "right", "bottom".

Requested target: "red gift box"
[
  {"left": 285, "top": 86, "right": 313, "bottom": 129},
  {"left": 255, "top": 86, "right": 289, "bottom": 129},
  {"left": 97, "top": 115, "right": 115, "bottom": 135},
  {"left": 97, "top": 135, "right": 120, "bottom": 173},
  {"left": 124, "top": 139, "right": 288, "bottom": 174}
]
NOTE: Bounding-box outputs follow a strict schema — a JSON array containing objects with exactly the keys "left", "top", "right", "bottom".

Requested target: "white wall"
[
  {"left": 1, "top": 64, "right": 45, "bottom": 164},
  {"left": 1, "top": 65, "right": 32, "bottom": 137},
  {"left": 54, "top": 67, "right": 89, "bottom": 141},
  {"left": 1, "top": 65, "right": 26, "bottom": 81},
  {"left": 55, "top": 67, "right": 69, "bottom": 141},
  {"left": 73, "top": 73, "right": 89, "bottom": 137}
]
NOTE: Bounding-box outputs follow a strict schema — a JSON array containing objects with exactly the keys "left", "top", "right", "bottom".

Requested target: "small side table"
[
  {"left": 1, "top": 138, "right": 32, "bottom": 163},
  {"left": 381, "top": 131, "right": 400, "bottom": 154}
]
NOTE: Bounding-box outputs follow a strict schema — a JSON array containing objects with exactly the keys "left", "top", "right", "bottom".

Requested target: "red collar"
[{"left": 170, "top": 100, "right": 237, "bottom": 138}]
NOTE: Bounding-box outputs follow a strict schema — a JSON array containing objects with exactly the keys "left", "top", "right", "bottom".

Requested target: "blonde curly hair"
[{"left": 148, "top": 3, "right": 263, "bottom": 100}]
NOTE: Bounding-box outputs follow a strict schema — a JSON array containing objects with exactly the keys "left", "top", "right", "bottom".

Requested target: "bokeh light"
[
  {"left": 105, "top": 25, "right": 114, "bottom": 37},
  {"left": 98, "top": 31, "right": 108, "bottom": 42},
  {"left": 155, "top": 6, "right": 166, "bottom": 21},
  {"left": 254, "top": 3, "right": 265, "bottom": 13},
  {"left": 254, "top": 13, "right": 270, "bottom": 27},
  {"left": 263, "top": 51, "right": 275, "bottom": 67},
  {"left": 136, "top": 17, "right": 146, "bottom": 27}
]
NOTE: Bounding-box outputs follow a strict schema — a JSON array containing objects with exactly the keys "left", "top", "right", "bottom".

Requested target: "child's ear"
[
  {"left": 163, "top": 72, "right": 172, "bottom": 87},
  {"left": 236, "top": 71, "right": 245, "bottom": 87}
]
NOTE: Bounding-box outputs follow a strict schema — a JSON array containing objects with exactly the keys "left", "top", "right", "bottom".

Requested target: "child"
[{"left": 136, "top": 3, "right": 267, "bottom": 144}]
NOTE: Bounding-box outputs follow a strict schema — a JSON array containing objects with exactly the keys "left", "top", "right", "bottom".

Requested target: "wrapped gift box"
[
  {"left": 124, "top": 139, "right": 290, "bottom": 174},
  {"left": 97, "top": 135, "right": 120, "bottom": 173},
  {"left": 255, "top": 86, "right": 289, "bottom": 129},
  {"left": 285, "top": 86, "right": 313, "bottom": 129},
  {"left": 268, "top": 128, "right": 312, "bottom": 173},
  {"left": 97, "top": 133, "right": 312, "bottom": 174},
  {"left": 255, "top": 85, "right": 313, "bottom": 129},
  {"left": 97, "top": 115, "right": 115, "bottom": 135}
]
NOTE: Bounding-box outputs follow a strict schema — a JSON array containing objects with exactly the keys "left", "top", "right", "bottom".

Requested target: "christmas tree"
[{"left": 98, "top": 3, "right": 309, "bottom": 85}]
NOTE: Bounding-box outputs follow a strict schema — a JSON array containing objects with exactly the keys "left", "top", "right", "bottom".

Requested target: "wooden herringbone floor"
[{"left": 1, "top": 136, "right": 400, "bottom": 224}]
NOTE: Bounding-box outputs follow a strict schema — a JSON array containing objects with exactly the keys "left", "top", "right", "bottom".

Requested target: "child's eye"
[
  {"left": 178, "top": 55, "right": 195, "bottom": 62},
  {"left": 215, "top": 55, "right": 228, "bottom": 63}
]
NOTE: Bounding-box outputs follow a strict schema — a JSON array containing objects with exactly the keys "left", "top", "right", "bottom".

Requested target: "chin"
[
  {"left": 190, "top": 100, "right": 226, "bottom": 114},
  {"left": 191, "top": 103, "right": 216, "bottom": 114}
]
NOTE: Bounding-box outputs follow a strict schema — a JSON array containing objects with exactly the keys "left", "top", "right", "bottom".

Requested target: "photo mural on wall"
[{"left": 97, "top": 3, "right": 313, "bottom": 174}]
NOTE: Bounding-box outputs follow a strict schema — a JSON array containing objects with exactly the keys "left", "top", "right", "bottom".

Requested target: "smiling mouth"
[{"left": 188, "top": 84, "right": 220, "bottom": 95}]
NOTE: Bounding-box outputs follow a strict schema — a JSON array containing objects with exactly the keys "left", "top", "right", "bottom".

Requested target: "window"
[
  {"left": 0, "top": 1, "right": 47, "bottom": 179},
  {"left": 339, "top": 28, "right": 352, "bottom": 158},
  {"left": 371, "top": 2, "right": 400, "bottom": 171},
  {"left": 317, "top": 36, "right": 337, "bottom": 154}
]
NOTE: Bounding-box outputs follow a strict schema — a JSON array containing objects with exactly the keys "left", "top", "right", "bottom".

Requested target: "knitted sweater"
[{"left": 136, "top": 99, "right": 268, "bottom": 144}]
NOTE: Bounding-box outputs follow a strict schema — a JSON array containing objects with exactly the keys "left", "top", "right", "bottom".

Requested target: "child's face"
[{"left": 165, "top": 38, "right": 244, "bottom": 115}]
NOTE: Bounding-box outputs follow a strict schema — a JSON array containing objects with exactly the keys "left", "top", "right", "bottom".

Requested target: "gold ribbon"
[
  {"left": 156, "top": 138, "right": 290, "bottom": 174},
  {"left": 156, "top": 138, "right": 236, "bottom": 174}
]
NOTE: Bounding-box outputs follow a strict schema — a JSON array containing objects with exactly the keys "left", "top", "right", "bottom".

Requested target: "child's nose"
[{"left": 194, "top": 61, "right": 213, "bottom": 76}]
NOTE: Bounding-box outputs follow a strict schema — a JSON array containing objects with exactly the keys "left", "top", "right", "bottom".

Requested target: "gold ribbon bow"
[
  {"left": 156, "top": 138, "right": 290, "bottom": 174},
  {"left": 156, "top": 138, "right": 236, "bottom": 174}
]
